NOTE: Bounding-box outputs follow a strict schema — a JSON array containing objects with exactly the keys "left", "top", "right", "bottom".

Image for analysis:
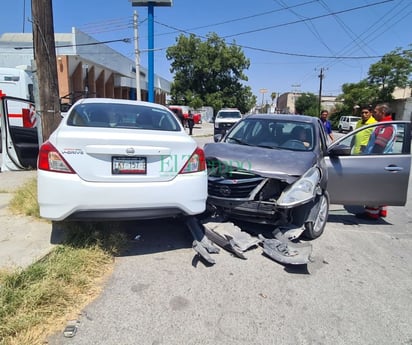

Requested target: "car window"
[
  {"left": 217, "top": 111, "right": 242, "bottom": 119},
  {"left": 67, "top": 103, "right": 180, "bottom": 131},
  {"left": 336, "top": 122, "right": 408, "bottom": 155},
  {"left": 225, "top": 118, "right": 314, "bottom": 151}
]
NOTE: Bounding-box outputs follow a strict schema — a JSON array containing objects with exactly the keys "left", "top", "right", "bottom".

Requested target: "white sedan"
[{"left": 37, "top": 98, "right": 207, "bottom": 221}]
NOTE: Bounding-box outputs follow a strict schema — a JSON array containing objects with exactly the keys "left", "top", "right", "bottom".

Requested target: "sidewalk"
[
  {"left": 0, "top": 170, "right": 54, "bottom": 270},
  {"left": 186, "top": 121, "right": 214, "bottom": 137}
]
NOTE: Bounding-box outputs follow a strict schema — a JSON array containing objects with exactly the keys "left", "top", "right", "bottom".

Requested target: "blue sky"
[{"left": 1, "top": 0, "right": 411, "bottom": 101}]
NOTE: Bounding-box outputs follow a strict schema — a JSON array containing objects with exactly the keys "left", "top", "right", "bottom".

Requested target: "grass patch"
[
  {"left": 8, "top": 178, "right": 39, "bottom": 218},
  {"left": 1, "top": 179, "right": 128, "bottom": 345}
]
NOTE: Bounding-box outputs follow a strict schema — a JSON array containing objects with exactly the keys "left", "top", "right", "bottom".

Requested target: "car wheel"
[
  {"left": 349, "top": 126, "right": 353, "bottom": 131},
  {"left": 338, "top": 126, "right": 342, "bottom": 133},
  {"left": 303, "top": 191, "right": 329, "bottom": 239}
]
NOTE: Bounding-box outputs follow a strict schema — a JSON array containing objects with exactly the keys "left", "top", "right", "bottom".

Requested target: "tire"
[
  {"left": 303, "top": 191, "right": 329, "bottom": 239},
  {"left": 338, "top": 126, "right": 342, "bottom": 133}
]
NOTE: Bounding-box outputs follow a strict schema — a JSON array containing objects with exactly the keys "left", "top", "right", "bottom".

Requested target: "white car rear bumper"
[{"left": 37, "top": 170, "right": 207, "bottom": 220}]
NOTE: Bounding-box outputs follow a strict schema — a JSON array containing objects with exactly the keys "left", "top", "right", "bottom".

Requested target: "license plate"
[{"left": 112, "top": 157, "right": 147, "bottom": 174}]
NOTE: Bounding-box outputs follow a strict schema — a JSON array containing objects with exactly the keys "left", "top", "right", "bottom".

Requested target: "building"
[
  {"left": 0, "top": 28, "right": 171, "bottom": 107},
  {"left": 276, "top": 92, "right": 340, "bottom": 114}
]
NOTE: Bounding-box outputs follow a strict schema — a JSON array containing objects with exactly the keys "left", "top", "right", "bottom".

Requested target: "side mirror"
[
  {"left": 328, "top": 144, "right": 352, "bottom": 156},
  {"left": 214, "top": 134, "right": 222, "bottom": 142}
]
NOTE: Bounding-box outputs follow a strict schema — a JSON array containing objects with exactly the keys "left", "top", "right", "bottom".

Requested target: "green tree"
[
  {"left": 166, "top": 33, "right": 257, "bottom": 114},
  {"left": 368, "top": 47, "right": 412, "bottom": 102},
  {"left": 295, "top": 92, "right": 319, "bottom": 116},
  {"left": 338, "top": 46, "right": 412, "bottom": 113},
  {"left": 336, "top": 80, "right": 379, "bottom": 115}
]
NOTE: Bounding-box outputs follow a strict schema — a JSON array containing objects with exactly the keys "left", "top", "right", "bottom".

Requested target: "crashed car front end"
[{"left": 207, "top": 157, "right": 324, "bottom": 226}]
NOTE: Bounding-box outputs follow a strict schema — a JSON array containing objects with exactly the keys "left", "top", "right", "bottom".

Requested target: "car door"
[
  {"left": 326, "top": 121, "right": 411, "bottom": 206},
  {"left": 0, "top": 94, "right": 40, "bottom": 171}
]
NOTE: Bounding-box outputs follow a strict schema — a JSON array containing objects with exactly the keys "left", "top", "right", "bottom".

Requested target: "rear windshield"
[{"left": 67, "top": 103, "right": 180, "bottom": 131}]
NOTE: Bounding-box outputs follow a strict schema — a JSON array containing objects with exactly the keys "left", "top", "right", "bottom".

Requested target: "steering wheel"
[{"left": 281, "top": 139, "right": 307, "bottom": 150}]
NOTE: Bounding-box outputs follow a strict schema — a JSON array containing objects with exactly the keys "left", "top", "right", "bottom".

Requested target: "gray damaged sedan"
[{"left": 204, "top": 114, "right": 411, "bottom": 240}]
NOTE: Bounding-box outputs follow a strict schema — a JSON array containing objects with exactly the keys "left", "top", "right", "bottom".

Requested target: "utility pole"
[
  {"left": 32, "top": 0, "right": 61, "bottom": 142},
  {"left": 317, "top": 67, "right": 327, "bottom": 116},
  {"left": 133, "top": 10, "right": 141, "bottom": 101}
]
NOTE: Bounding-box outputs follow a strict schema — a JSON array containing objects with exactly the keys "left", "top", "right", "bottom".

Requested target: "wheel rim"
[{"left": 313, "top": 194, "right": 328, "bottom": 234}]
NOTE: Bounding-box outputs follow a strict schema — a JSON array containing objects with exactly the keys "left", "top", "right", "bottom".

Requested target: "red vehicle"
[{"left": 168, "top": 105, "right": 201, "bottom": 127}]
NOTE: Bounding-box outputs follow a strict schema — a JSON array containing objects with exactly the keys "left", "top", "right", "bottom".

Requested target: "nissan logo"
[
  {"left": 126, "top": 147, "right": 135, "bottom": 155},
  {"left": 219, "top": 185, "right": 231, "bottom": 197}
]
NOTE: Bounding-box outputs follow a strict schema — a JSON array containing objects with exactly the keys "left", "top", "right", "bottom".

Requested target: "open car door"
[
  {"left": 326, "top": 121, "right": 411, "bottom": 206},
  {"left": 0, "top": 92, "right": 40, "bottom": 171}
]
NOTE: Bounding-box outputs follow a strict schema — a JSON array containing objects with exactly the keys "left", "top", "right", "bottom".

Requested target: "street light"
[{"left": 129, "top": 0, "right": 173, "bottom": 103}]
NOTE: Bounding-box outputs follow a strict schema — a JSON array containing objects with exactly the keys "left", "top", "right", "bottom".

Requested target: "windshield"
[
  {"left": 217, "top": 111, "right": 242, "bottom": 119},
  {"left": 225, "top": 118, "right": 315, "bottom": 151}
]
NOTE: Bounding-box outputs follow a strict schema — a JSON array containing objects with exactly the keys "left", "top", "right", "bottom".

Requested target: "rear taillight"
[
  {"left": 38, "top": 141, "right": 75, "bottom": 173},
  {"left": 179, "top": 147, "right": 206, "bottom": 174}
]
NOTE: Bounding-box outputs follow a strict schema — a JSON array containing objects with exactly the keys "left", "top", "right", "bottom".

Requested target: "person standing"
[
  {"left": 356, "top": 103, "right": 395, "bottom": 220},
  {"left": 187, "top": 110, "right": 195, "bottom": 135},
  {"left": 320, "top": 110, "right": 334, "bottom": 142},
  {"left": 352, "top": 106, "right": 377, "bottom": 154}
]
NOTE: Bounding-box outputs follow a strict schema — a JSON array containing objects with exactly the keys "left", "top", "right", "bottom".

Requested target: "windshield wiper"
[{"left": 227, "top": 137, "right": 252, "bottom": 146}]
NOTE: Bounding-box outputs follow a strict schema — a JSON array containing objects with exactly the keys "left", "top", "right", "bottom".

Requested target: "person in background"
[
  {"left": 187, "top": 110, "right": 195, "bottom": 135},
  {"left": 320, "top": 110, "right": 334, "bottom": 142},
  {"left": 352, "top": 106, "right": 377, "bottom": 154},
  {"left": 356, "top": 103, "right": 394, "bottom": 220}
]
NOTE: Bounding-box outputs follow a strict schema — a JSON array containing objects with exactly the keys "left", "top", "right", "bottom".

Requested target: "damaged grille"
[
  {"left": 208, "top": 176, "right": 264, "bottom": 198},
  {"left": 208, "top": 172, "right": 287, "bottom": 201}
]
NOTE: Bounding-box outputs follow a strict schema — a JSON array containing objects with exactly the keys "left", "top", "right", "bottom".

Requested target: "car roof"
[
  {"left": 73, "top": 97, "right": 168, "bottom": 111},
  {"left": 245, "top": 113, "right": 319, "bottom": 124}
]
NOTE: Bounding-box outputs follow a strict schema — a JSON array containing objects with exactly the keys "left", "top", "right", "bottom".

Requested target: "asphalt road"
[{"left": 45, "top": 131, "right": 412, "bottom": 345}]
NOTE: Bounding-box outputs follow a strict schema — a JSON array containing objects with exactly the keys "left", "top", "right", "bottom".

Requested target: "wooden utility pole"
[
  {"left": 317, "top": 67, "right": 327, "bottom": 115},
  {"left": 32, "top": 0, "right": 61, "bottom": 142}
]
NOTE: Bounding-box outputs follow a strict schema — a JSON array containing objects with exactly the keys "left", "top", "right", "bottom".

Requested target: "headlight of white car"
[{"left": 277, "top": 167, "right": 321, "bottom": 208}]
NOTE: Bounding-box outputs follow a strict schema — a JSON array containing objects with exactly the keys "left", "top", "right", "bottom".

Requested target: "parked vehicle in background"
[
  {"left": 0, "top": 93, "right": 37, "bottom": 168},
  {"left": 204, "top": 114, "right": 411, "bottom": 240},
  {"left": 168, "top": 105, "right": 201, "bottom": 127},
  {"left": 338, "top": 116, "right": 361, "bottom": 132},
  {"left": 213, "top": 108, "right": 242, "bottom": 141},
  {"left": 0, "top": 66, "right": 37, "bottom": 154},
  {"left": 36, "top": 98, "right": 207, "bottom": 223}
]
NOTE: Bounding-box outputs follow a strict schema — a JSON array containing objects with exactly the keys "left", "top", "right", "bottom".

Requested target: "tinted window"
[
  {"left": 226, "top": 118, "right": 314, "bottom": 151},
  {"left": 67, "top": 103, "right": 180, "bottom": 131}
]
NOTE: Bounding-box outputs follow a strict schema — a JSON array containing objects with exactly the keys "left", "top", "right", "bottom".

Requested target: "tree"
[
  {"left": 338, "top": 46, "right": 412, "bottom": 113},
  {"left": 368, "top": 47, "right": 412, "bottom": 102},
  {"left": 295, "top": 92, "right": 319, "bottom": 116},
  {"left": 166, "top": 33, "right": 256, "bottom": 114},
  {"left": 336, "top": 80, "right": 379, "bottom": 115}
]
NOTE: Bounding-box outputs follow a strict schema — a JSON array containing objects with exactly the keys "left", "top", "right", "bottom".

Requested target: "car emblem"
[
  {"left": 219, "top": 185, "right": 231, "bottom": 197},
  {"left": 126, "top": 147, "right": 135, "bottom": 155}
]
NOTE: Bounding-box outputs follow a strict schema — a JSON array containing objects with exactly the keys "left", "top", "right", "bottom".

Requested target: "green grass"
[
  {"left": 0, "top": 179, "right": 128, "bottom": 345},
  {"left": 8, "top": 178, "right": 39, "bottom": 218}
]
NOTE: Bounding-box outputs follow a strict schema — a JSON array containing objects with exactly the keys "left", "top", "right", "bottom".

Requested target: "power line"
[
  {"left": 14, "top": 38, "right": 131, "bottom": 50},
  {"left": 222, "top": 0, "right": 394, "bottom": 39}
]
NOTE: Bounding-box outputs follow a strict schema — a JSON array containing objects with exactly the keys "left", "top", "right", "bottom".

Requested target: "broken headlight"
[{"left": 277, "top": 167, "right": 320, "bottom": 207}]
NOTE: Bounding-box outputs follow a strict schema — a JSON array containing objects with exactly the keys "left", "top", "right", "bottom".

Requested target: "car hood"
[{"left": 204, "top": 142, "right": 317, "bottom": 183}]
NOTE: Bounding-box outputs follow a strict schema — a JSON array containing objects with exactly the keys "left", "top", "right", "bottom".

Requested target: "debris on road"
[{"left": 187, "top": 216, "right": 313, "bottom": 266}]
